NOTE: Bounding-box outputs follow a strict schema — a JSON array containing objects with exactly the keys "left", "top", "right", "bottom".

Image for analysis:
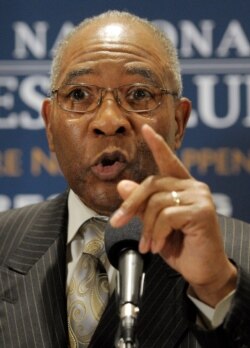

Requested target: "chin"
[
  {"left": 89, "top": 196, "right": 122, "bottom": 216},
  {"left": 80, "top": 182, "right": 122, "bottom": 216}
]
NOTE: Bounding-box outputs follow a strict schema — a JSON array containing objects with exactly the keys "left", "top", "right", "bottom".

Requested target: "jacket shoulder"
[
  {"left": 0, "top": 192, "right": 68, "bottom": 264},
  {"left": 0, "top": 191, "right": 68, "bottom": 225}
]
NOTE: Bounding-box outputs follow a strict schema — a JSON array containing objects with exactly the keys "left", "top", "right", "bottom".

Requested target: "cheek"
[
  {"left": 53, "top": 117, "right": 88, "bottom": 150},
  {"left": 51, "top": 120, "right": 89, "bottom": 172}
]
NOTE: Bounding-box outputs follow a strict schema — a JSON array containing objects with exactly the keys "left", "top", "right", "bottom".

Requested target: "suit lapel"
[
  {"left": 6, "top": 192, "right": 68, "bottom": 275},
  {"left": 1, "top": 193, "right": 69, "bottom": 348}
]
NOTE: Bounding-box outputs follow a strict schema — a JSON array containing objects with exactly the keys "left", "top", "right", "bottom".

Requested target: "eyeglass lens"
[{"left": 56, "top": 84, "right": 164, "bottom": 113}]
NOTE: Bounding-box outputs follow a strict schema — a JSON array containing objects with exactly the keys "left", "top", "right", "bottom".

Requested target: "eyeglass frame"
[{"left": 50, "top": 82, "right": 179, "bottom": 114}]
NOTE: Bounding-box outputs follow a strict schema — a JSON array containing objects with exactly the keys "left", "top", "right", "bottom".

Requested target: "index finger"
[{"left": 141, "top": 124, "right": 191, "bottom": 179}]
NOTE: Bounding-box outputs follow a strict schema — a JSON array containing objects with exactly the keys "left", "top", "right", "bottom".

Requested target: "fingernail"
[
  {"left": 139, "top": 236, "right": 150, "bottom": 254},
  {"left": 151, "top": 240, "right": 159, "bottom": 254},
  {"left": 120, "top": 180, "right": 135, "bottom": 192},
  {"left": 109, "top": 208, "right": 126, "bottom": 227}
]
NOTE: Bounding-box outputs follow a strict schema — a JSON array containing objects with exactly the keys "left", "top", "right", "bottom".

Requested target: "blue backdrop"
[{"left": 0, "top": 0, "right": 249, "bottom": 222}]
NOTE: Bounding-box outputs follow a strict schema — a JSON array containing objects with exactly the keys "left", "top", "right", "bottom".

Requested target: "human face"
[{"left": 42, "top": 18, "right": 190, "bottom": 215}]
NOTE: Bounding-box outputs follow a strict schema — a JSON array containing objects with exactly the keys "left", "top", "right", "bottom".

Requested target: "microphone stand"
[
  {"left": 115, "top": 303, "right": 139, "bottom": 348},
  {"left": 104, "top": 217, "right": 151, "bottom": 348},
  {"left": 114, "top": 249, "right": 145, "bottom": 348}
]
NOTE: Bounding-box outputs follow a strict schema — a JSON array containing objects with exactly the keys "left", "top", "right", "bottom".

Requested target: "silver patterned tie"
[{"left": 67, "top": 217, "right": 109, "bottom": 348}]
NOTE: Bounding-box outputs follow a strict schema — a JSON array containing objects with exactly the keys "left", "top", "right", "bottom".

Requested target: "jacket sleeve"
[{"left": 185, "top": 266, "right": 250, "bottom": 348}]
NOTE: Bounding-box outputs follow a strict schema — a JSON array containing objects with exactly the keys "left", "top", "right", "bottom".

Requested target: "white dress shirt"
[{"left": 66, "top": 189, "right": 235, "bottom": 329}]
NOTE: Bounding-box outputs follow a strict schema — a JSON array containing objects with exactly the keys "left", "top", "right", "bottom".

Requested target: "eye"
[
  {"left": 133, "top": 88, "right": 151, "bottom": 100},
  {"left": 69, "top": 87, "right": 89, "bottom": 101},
  {"left": 127, "top": 86, "right": 153, "bottom": 101}
]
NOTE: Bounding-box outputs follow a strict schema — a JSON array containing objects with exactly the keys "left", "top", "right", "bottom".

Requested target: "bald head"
[{"left": 50, "top": 11, "right": 182, "bottom": 96}]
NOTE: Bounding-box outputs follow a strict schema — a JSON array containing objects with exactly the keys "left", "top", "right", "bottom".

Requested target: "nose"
[{"left": 89, "top": 91, "right": 131, "bottom": 136}]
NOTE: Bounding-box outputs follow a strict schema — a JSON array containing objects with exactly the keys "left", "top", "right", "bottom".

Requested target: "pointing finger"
[{"left": 141, "top": 124, "right": 191, "bottom": 179}]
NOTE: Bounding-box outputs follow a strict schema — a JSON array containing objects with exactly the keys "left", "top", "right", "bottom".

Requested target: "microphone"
[{"left": 105, "top": 217, "right": 151, "bottom": 348}]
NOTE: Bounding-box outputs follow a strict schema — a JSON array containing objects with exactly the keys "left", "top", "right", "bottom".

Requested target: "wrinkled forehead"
[
  {"left": 62, "top": 18, "right": 170, "bottom": 72},
  {"left": 52, "top": 17, "right": 178, "bottom": 92}
]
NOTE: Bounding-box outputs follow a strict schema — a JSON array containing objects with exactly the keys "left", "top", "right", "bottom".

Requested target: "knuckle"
[
  {"left": 195, "top": 180, "right": 210, "bottom": 192},
  {"left": 147, "top": 194, "right": 160, "bottom": 209},
  {"left": 160, "top": 207, "right": 171, "bottom": 222}
]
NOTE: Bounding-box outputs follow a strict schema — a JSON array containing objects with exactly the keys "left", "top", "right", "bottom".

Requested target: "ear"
[
  {"left": 174, "top": 97, "right": 192, "bottom": 150},
  {"left": 41, "top": 98, "right": 56, "bottom": 152}
]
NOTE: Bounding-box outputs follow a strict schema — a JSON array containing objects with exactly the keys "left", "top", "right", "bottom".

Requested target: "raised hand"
[{"left": 110, "top": 124, "right": 237, "bottom": 307}]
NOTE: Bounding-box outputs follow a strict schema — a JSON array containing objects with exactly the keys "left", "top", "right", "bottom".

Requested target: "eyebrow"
[
  {"left": 125, "top": 66, "right": 160, "bottom": 85},
  {"left": 62, "top": 66, "right": 160, "bottom": 85},
  {"left": 63, "top": 68, "right": 95, "bottom": 84}
]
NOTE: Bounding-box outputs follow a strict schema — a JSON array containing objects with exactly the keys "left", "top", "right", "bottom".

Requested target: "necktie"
[{"left": 67, "top": 217, "right": 109, "bottom": 348}]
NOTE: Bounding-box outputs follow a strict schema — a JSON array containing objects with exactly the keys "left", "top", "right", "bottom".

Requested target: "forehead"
[{"left": 58, "top": 18, "right": 171, "bottom": 87}]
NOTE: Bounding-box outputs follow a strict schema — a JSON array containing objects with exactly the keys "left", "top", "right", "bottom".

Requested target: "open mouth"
[{"left": 91, "top": 151, "right": 127, "bottom": 180}]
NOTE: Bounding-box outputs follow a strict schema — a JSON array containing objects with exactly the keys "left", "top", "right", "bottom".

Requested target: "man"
[{"left": 0, "top": 10, "right": 249, "bottom": 348}]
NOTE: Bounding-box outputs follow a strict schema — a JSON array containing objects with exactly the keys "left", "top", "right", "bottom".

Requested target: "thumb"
[{"left": 117, "top": 180, "right": 139, "bottom": 200}]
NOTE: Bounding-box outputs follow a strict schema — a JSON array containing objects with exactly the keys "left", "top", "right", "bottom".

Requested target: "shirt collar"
[{"left": 67, "top": 189, "right": 100, "bottom": 245}]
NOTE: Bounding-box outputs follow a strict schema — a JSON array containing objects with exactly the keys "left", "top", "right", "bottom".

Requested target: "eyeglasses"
[{"left": 51, "top": 83, "right": 178, "bottom": 114}]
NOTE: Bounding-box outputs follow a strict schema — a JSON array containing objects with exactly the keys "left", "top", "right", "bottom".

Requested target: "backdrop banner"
[{"left": 1, "top": 0, "right": 249, "bottom": 222}]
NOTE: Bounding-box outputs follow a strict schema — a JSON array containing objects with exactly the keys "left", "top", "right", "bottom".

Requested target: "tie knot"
[{"left": 80, "top": 216, "right": 108, "bottom": 259}]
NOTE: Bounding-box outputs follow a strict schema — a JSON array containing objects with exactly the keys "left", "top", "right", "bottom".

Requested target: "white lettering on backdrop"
[{"left": 0, "top": 20, "right": 250, "bottom": 129}]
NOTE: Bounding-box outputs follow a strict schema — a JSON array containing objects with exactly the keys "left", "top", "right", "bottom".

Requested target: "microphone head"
[{"left": 105, "top": 217, "right": 151, "bottom": 270}]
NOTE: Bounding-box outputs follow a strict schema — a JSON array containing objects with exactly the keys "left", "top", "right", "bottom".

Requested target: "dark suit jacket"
[{"left": 0, "top": 192, "right": 250, "bottom": 348}]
